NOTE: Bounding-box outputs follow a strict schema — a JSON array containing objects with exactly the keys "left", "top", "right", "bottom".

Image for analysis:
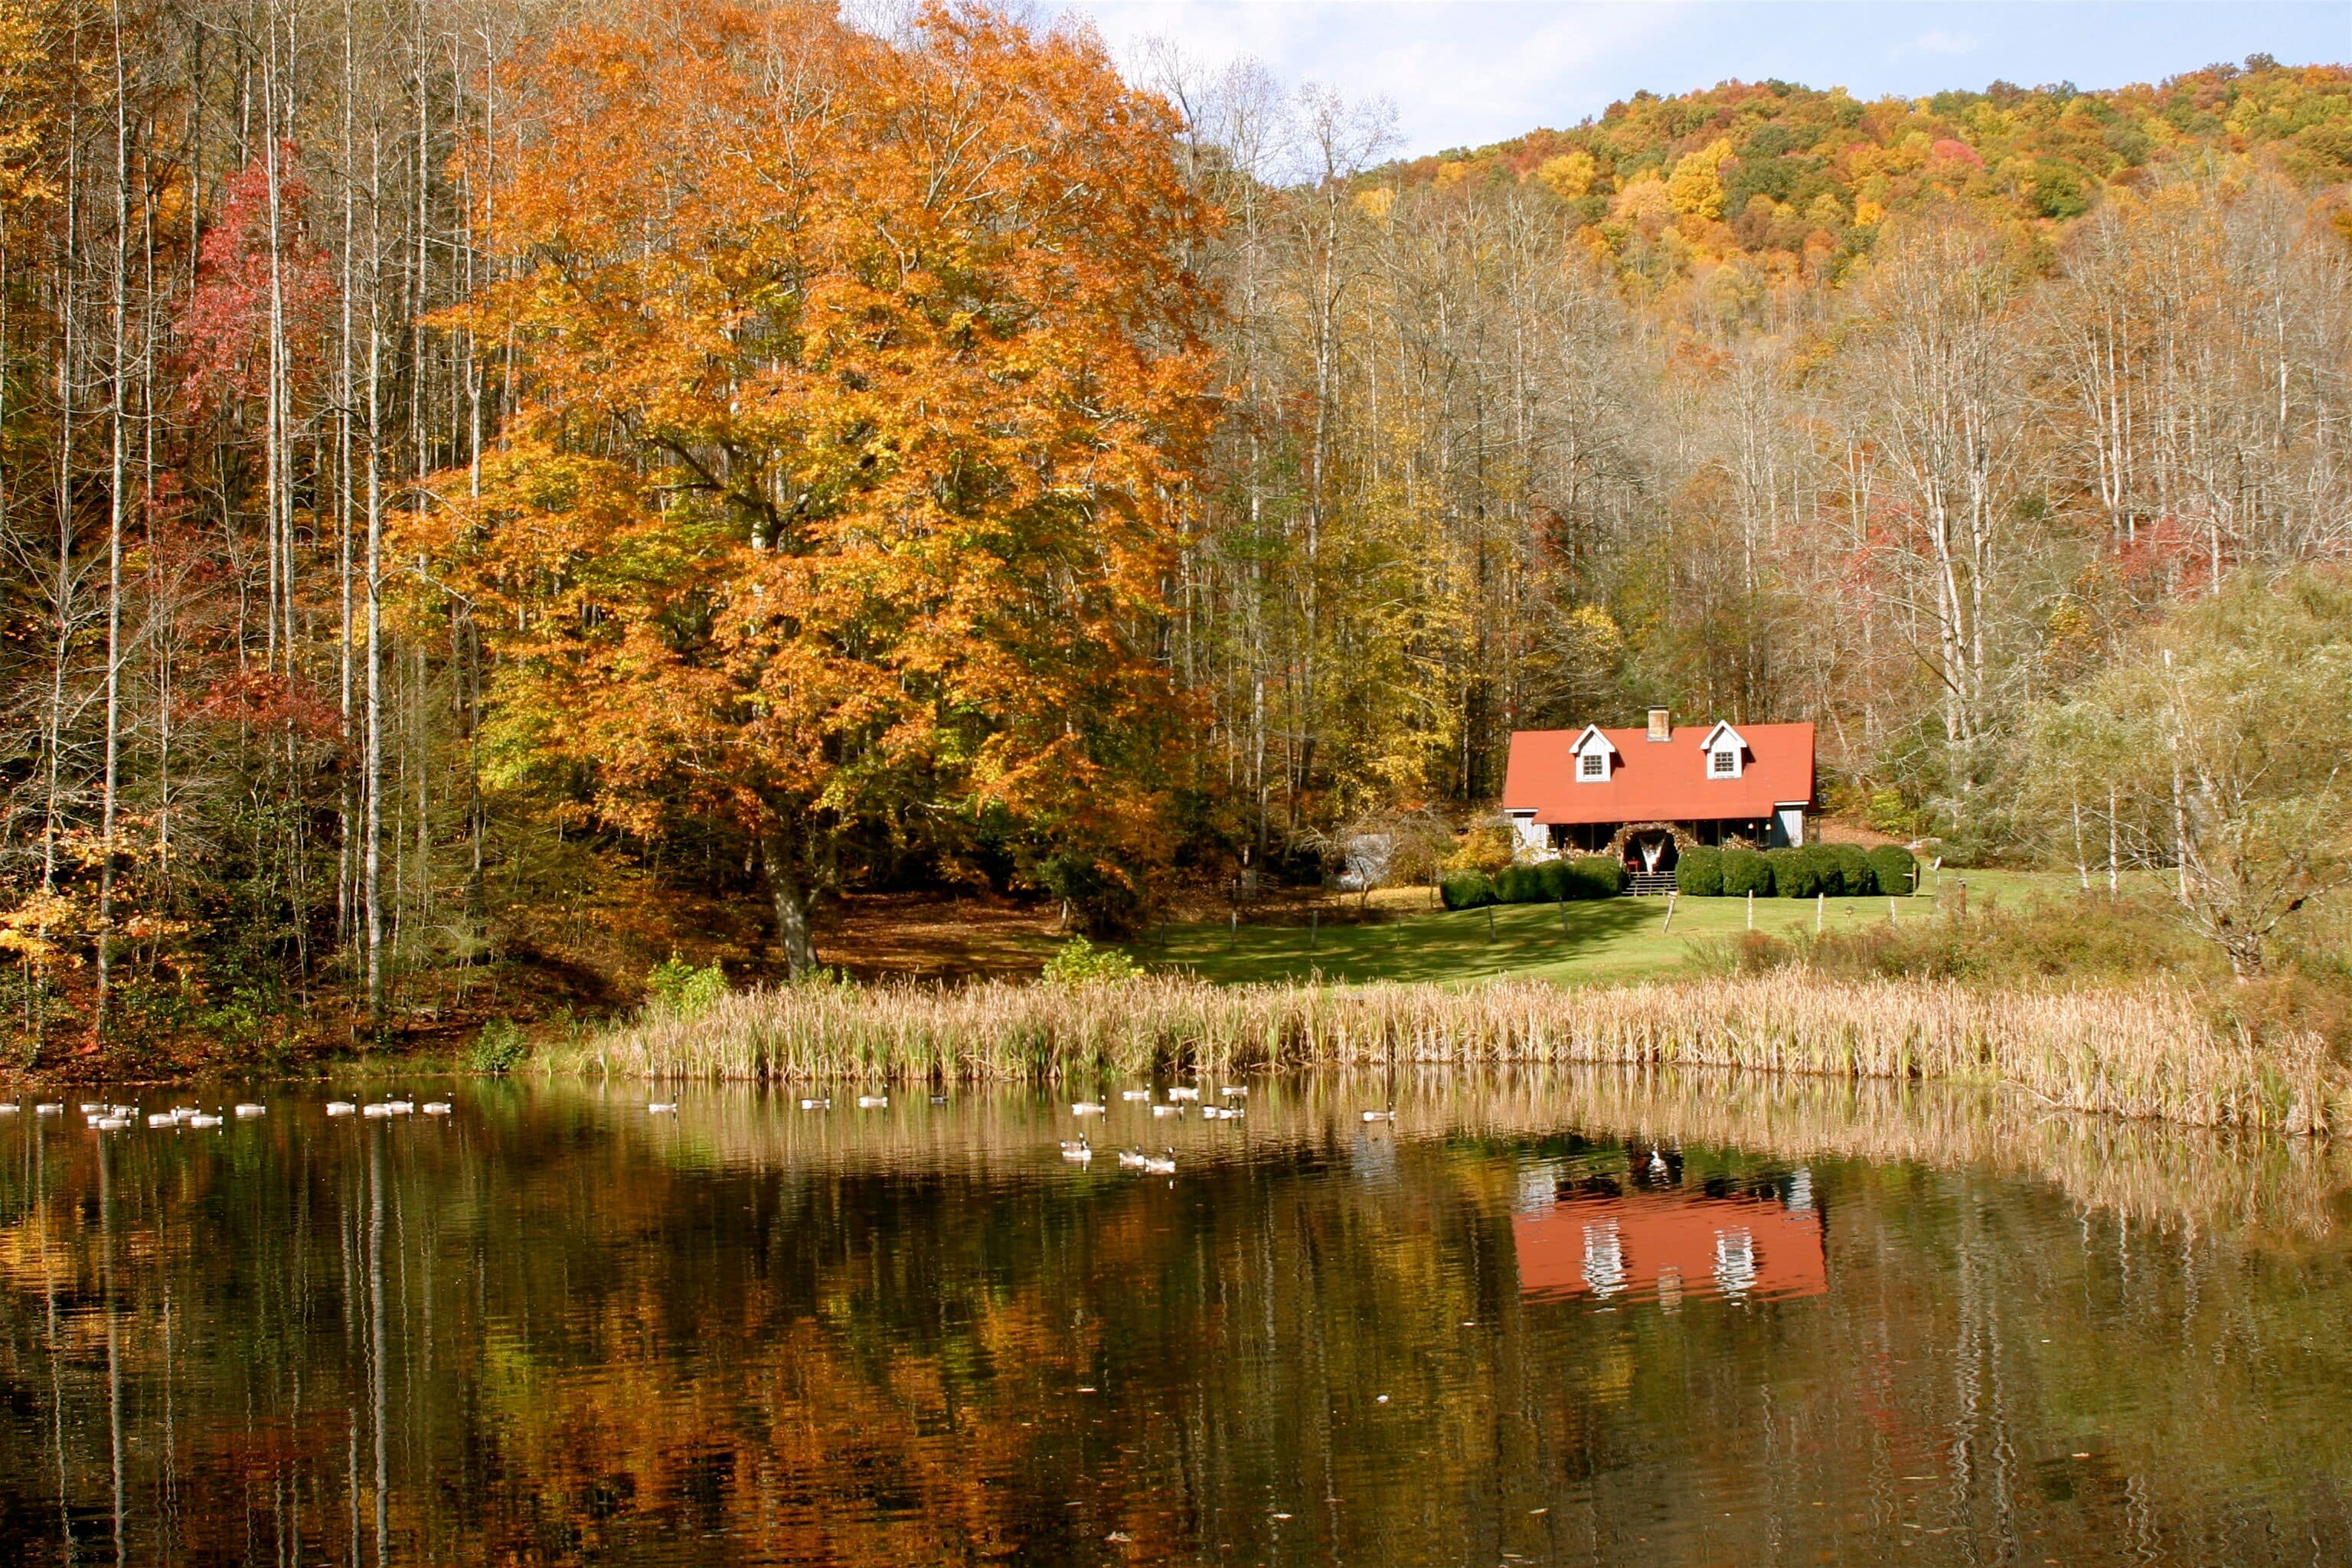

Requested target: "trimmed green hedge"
[
  {"left": 1766, "top": 845, "right": 1815, "bottom": 897},
  {"left": 1493, "top": 864, "right": 1548, "bottom": 904},
  {"left": 1537, "top": 859, "right": 1575, "bottom": 903},
  {"left": 1869, "top": 844, "right": 1919, "bottom": 895},
  {"left": 1568, "top": 855, "right": 1628, "bottom": 900},
  {"left": 1441, "top": 870, "right": 1494, "bottom": 910},
  {"left": 1720, "top": 847, "right": 1773, "bottom": 897},
  {"left": 1828, "top": 843, "right": 1876, "bottom": 897},
  {"left": 1674, "top": 845, "right": 1723, "bottom": 897}
]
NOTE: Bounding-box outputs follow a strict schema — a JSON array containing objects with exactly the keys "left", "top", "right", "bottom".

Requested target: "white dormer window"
[
  {"left": 1568, "top": 724, "right": 1619, "bottom": 783},
  {"left": 1697, "top": 721, "right": 1748, "bottom": 779}
]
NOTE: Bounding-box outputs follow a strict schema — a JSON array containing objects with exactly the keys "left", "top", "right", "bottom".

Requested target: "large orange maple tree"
[{"left": 415, "top": 1, "right": 1219, "bottom": 971}]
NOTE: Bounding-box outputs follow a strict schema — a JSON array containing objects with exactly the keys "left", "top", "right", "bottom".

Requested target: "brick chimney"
[{"left": 1647, "top": 707, "right": 1671, "bottom": 743}]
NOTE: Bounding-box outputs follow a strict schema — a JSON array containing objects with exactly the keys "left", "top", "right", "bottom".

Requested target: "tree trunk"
[{"left": 760, "top": 822, "right": 819, "bottom": 979}]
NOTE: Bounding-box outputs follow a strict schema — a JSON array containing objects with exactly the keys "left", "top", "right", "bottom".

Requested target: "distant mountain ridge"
[{"left": 1383, "top": 57, "right": 2352, "bottom": 284}]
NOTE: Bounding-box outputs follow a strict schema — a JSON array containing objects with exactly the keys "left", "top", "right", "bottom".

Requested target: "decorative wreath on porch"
[{"left": 1602, "top": 822, "right": 1701, "bottom": 858}]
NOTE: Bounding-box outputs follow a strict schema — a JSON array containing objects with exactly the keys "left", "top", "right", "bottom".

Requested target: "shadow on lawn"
[{"left": 1137, "top": 898, "right": 1671, "bottom": 986}]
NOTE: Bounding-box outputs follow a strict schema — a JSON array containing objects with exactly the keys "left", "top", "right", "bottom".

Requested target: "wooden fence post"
[
  {"left": 1815, "top": 890, "right": 1824, "bottom": 933},
  {"left": 1746, "top": 889, "right": 1755, "bottom": 931},
  {"left": 1661, "top": 891, "right": 1677, "bottom": 934}
]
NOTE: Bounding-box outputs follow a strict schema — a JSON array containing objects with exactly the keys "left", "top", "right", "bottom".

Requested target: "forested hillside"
[
  {"left": 1398, "top": 62, "right": 2352, "bottom": 289},
  {"left": 2, "top": 0, "right": 2346, "bottom": 1060}
]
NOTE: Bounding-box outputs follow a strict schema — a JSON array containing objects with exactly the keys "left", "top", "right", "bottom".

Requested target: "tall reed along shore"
[{"left": 546, "top": 975, "right": 2343, "bottom": 1135}]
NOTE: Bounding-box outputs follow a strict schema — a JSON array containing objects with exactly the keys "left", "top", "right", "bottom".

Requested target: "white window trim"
[
  {"left": 1697, "top": 721, "right": 1749, "bottom": 779},
  {"left": 1569, "top": 724, "right": 1619, "bottom": 782}
]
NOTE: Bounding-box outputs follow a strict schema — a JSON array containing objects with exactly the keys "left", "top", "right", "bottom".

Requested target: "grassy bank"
[
  {"left": 545, "top": 971, "right": 2343, "bottom": 1135},
  {"left": 1132, "top": 867, "right": 2059, "bottom": 987}
]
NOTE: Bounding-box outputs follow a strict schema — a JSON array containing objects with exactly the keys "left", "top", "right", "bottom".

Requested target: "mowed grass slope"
[{"left": 1130, "top": 867, "right": 2066, "bottom": 988}]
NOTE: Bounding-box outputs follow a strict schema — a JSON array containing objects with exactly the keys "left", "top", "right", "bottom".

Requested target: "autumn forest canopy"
[{"left": 2, "top": 0, "right": 2349, "bottom": 1056}]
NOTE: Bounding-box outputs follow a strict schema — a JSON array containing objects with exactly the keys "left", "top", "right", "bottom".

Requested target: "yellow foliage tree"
[
  {"left": 1534, "top": 151, "right": 1596, "bottom": 201},
  {"left": 1667, "top": 139, "right": 1733, "bottom": 220}
]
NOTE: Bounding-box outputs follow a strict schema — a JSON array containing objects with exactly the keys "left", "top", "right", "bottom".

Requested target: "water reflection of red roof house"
[{"left": 1514, "top": 1191, "right": 1827, "bottom": 1304}]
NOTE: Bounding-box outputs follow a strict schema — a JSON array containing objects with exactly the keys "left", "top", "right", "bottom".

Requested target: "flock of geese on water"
[
  {"left": 669, "top": 1082, "right": 1403, "bottom": 1178},
  {"left": 1047, "top": 1087, "right": 1398, "bottom": 1177},
  {"left": 0, "top": 1099, "right": 454, "bottom": 1131},
  {"left": 5, "top": 1088, "right": 1403, "bottom": 1174}
]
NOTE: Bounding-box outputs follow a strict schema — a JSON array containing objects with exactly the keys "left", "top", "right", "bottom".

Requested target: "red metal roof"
[{"left": 1501, "top": 722, "right": 1815, "bottom": 825}]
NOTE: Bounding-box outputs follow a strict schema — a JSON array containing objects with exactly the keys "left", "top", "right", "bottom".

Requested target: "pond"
[{"left": 2, "top": 1072, "right": 2350, "bottom": 1566}]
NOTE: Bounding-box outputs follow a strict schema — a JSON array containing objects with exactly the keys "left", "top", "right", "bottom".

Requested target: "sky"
[{"left": 1037, "top": 2, "right": 2352, "bottom": 158}]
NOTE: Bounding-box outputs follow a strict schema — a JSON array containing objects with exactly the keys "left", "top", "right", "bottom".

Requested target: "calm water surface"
[{"left": 3, "top": 1073, "right": 2350, "bottom": 1565}]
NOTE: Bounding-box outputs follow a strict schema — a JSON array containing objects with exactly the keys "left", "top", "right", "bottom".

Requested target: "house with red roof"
[{"left": 1500, "top": 708, "right": 1815, "bottom": 884}]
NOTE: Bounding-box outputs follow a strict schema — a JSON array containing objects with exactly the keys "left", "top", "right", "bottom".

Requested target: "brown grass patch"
[{"left": 549, "top": 972, "right": 2344, "bottom": 1135}]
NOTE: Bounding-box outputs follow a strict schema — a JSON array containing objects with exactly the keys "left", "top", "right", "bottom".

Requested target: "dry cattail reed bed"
[{"left": 548, "top": 973, "right": 2344, "bottom": 1136}]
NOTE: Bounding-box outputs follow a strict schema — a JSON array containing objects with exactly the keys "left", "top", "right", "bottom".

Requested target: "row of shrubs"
[
  {"left": 1441, "top": 856, "right": 1628, "bottom": 910},
  {"left": 1675, "top": 843, "right": 1918, "bottom": 899}
]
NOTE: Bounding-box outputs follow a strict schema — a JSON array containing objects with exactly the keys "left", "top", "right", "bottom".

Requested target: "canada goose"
[
  {"left": 1648, "top": 1148, "right": 1670, "bottom": 1176},
  {"left": 422, "top": 1102, "right": 452, "bottom": 1116},
  {"left": 1151, "top": 1103, "right": 1184, "bottom": 1119},
  {"left": 35, "top": 1103, "right": 64, "bottom": 1116},
  {"left": 1220, "top": 1086, "right": 1249, "bottom": 1099},
  {"left": 147, "top": 1112, "right": 178, "bottom": 1129},
  {"left": 1059, "top": 1135, "right": 1093, "bottom": 1160},
  {"left": 1141, "top": 1148, "right": 1177, "bottom": 1174},
  {"left": 361, "top": 1103, "right": 394, "bottom": 1118},
  {"left": 94, "top": 1116, "right": 129, "bottom": 1132},
  {"left": 1201, "top": 1105, "right": 1245, "bottom": 1122},
  {"left": 1361, "top": 1108, "right": 1396, "bottom": 1123},
  {"left": 799, "top": 1096, "right": 831, "bottom": 1110},
  {"left": 386, "top": 1100, "right": 416, "bottom": 1116},
  {"left": 186, "top": 1112, "right": 224, "bottom": 1129},
  {"left": 1119, "top": 1089, "right": 1152, "bottom": 1102},
  {"left": 1117, "top": 1148, "right": 1148, "bottom": 1169},
  {"left": 110, "top": 1105, "right": 136, "bottom": 1117},
  {"left": 0, "top": 1103, "right": 18, "bottom": 1113},
  {"left": 856, "top": 1094, "right": 889, "bottom": 1109},
  {"left": 325, "top": 1101, "right": 358, "bottom": 1116},
  {"left": 234, "top": 1104, "right": 267, "bottom": 1118},
  {"left": 1166, "top": 1086, "right": 1200, "bottom": 1102},
  {"left": 1070, "top": 1101, "right": 1106, "bottom": 1116},
  {"left": 80, "top": 1102, "right": 106, "bottom": 1114},
  {"left": 929, "top": 1094, "right": 949, "bottom": 1105},
  {"left": 648, "top": 1102, "right": 678, "bottom": 1114}
]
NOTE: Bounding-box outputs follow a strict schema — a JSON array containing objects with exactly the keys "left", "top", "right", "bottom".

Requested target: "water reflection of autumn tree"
[{"left": 2, "top": 1088, "right": 2350, "bottom": 1563}]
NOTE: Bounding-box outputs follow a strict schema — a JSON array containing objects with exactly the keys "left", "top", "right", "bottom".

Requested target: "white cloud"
[{"left": 1903, "top": 28, "right": 1981, "bottom": 57}]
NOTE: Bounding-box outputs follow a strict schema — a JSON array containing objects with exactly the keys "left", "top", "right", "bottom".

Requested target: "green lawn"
[{"left": 1127, "top": 866, "right": 2069, "bottom": 988}]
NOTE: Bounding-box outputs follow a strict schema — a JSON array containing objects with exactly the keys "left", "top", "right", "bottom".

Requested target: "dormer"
[
  {"left": 1697, "top": 720, "right": 1749, "bottom": 780},
  {"left": 1569, "top": 725, "right": 1619, "bottom": 782}
]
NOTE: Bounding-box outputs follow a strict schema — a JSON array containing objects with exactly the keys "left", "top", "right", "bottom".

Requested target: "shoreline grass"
[{"left": 545, "top": 971, "right": 2343, "bottom": 1135}]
